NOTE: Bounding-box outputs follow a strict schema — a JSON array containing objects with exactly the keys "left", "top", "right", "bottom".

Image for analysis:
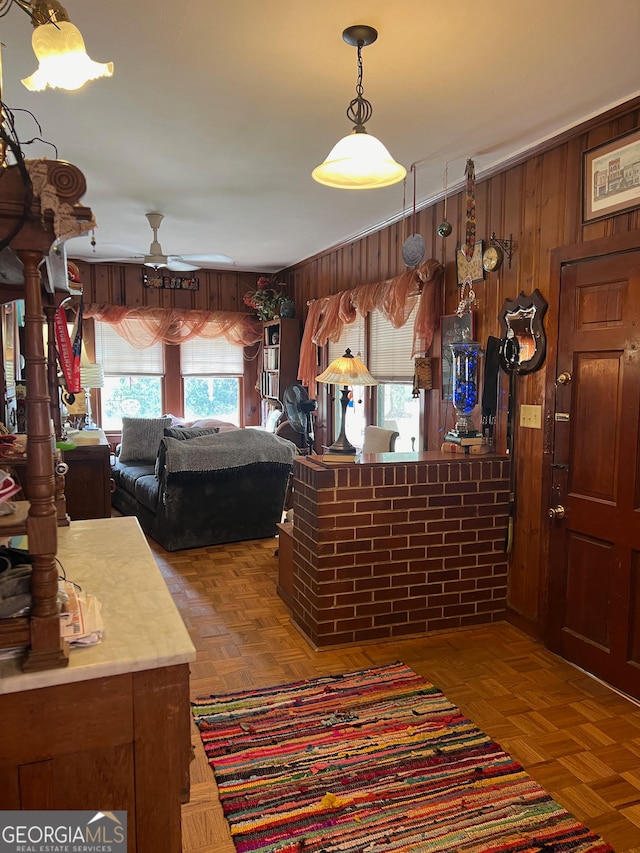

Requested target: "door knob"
[
  {"left": 556, "top": 372, "right": 572, "bottom": 385},
  {"left": 548, "top": 504, "right": 565, "bottom": 519}
]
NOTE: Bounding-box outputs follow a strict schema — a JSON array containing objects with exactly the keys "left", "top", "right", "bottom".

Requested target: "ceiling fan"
[{"left": 67, "top": 212, "right": 235, "bottom": 271}]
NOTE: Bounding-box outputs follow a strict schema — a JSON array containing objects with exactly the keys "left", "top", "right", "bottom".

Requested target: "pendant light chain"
[{"left": 346, "top": 40, "right": 373, "bottom": 130}]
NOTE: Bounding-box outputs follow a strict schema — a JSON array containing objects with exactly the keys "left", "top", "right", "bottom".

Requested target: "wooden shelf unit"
[
  {"left": 259, "top": 317, "right": 300, "bottom": 421},
  {"left": 0, "top": 159, "right": 93, "bottom": 671}
]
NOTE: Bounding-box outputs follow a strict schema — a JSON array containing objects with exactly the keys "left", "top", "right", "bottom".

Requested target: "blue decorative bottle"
[{"left": 448, "top": 336, "right": 483, "bottom": 437}]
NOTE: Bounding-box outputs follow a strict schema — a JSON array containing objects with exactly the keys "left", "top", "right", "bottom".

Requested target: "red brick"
[
  {"left": 377, "top": 485, "right": 410, "bottom": 498},
  {"left": 335, "top": 564, "right": 373, "bottom": 580},
  {"left": 390, "top": 547, "right": 426, "bottom": 562},
  {"left": 444, "top": 482, "right": 478, "bottom": 494},
  {"left": 336, "top": 617, "right": 374, "bottom": 632},
  {"left": 427, "top": 617, "right": 461, "bottom": 631},
  {"left": 444, "top": 530, "right": 477, "bottom": 544},
  {"left": 358, "top": 601, "right": 392, "bottom": 616},
  {"left": 373, "top": 586, "right": 410, "bottom": 601},
  {"left": 462, "top": 589, "right": 493, "bottom": 603},
  {"left": 445, "top": 556, "right": 478, "bottom": 570},
  {"left": 393, "top": 622, "right": 427, "bottom": 637},
  {"left": 375, "top": 614, "right": 408, "bottom": 629},
  {"left": 355, "top": 550, "right": 392, "bottom": 566},
  {"left": 356, "top": 499, "right": 393, "bottom": 513},
  {"left": 410, "top": 484, "right": 445, "bottom": 497},
  {"left": 355, "top": 576, "right": 391, "bottom": 591}
]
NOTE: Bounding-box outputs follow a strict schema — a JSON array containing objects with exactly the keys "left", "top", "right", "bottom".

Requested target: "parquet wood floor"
[{"left": 149, "top": 536, "right": 640, "bottom": 853}]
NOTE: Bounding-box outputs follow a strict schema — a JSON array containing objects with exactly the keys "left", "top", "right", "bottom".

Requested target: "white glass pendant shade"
[
  {"left": 21, "top": 21, "right": 114, "bottom": 92},
  {"left": 312, "top": 130, "right": 406, "bottom": 190}
]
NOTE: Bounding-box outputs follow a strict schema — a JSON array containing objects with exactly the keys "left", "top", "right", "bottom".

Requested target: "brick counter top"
[{"left": 289, "top": 454, "right": 510, "bottom": 648}]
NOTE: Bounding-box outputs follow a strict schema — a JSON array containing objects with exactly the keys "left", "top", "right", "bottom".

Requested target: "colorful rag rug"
[{"left": 192, "top": 662, "right": 614, "bottom": 853}]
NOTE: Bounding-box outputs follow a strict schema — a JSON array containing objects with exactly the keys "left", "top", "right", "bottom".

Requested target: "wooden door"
[{"left": 547, "top": 250, "right": 640, "bottom": 699}]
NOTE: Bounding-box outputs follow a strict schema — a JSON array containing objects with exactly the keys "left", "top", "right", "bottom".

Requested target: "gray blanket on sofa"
[{"left": 163, "top": 429, "right": 296, "bottom": 474}]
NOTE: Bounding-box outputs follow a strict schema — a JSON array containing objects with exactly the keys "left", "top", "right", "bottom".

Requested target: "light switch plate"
[{"left": 520, "top": 404, "right": 542, "bottom": 429}]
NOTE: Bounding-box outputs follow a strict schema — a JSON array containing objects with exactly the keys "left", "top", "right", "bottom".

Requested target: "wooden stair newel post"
[{"left": 19, "top": 250, "right": 69, "bottom": 671}]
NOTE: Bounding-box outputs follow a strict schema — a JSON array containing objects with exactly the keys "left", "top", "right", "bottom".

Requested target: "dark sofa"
[{"left": 111, "top": 424, "right": 296, "bottom": 551}]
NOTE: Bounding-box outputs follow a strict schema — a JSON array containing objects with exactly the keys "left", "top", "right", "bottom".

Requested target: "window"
[
  {"left": 181, "top": 336, "right": 243, "bottom": 426},
  {"left": 369, "top": 301, "right": 421, "bottom": 452},
  {"left": 327, "top": 315, "right": 367, "bottom": 448},
  {"left": 95, "top": 320, "right": 164, "bottom": 430}
]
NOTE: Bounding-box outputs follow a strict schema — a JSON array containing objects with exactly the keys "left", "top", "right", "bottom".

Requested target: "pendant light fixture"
[
  {"left": 312, "top": 25, "right": 406, "bottom": 190},
  {"left": 5, "top": 0, "right": 114, "bottom": 92}
]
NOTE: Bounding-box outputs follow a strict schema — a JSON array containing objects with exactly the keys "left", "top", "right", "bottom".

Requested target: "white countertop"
[{"left": 0, "top": 516, "right": 196, "bottom": 695}]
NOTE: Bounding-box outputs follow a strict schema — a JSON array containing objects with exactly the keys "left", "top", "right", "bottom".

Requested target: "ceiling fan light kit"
[
  {"left": 312, "top": 24, "right": 406, "bottom": 190},
  {"left": 8, "top": 0, "right": 114, "bottom": 92}
]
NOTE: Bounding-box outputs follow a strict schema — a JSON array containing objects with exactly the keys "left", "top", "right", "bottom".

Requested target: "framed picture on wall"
[
  {"left": 440, "top": 311, "right": 476, "bottom": 401},
  {"left": 583, "top": 128, "right": 640, "bottom": 223}
]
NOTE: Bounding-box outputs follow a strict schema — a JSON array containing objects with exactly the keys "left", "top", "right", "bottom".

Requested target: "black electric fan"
[{"left": 282, "top": 384, "right": 317, "bottom": 453}]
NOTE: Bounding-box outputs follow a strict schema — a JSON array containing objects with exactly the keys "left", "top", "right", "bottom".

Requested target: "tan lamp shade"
[{"left": 316, "top": 348, "right": 378, "bottom": 387}]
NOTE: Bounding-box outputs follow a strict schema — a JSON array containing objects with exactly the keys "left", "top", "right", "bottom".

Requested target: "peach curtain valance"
[
  {"left": 84, "top": 305, "right": 263, "bottom": 348},
  {"left": 297, "top": 258, "right": 442, "bottom": 398}
]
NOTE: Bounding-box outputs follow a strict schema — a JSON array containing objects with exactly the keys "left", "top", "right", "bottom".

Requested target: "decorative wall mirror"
[{"left": 498, "top": 289, "right": 548, "bottom": 374}]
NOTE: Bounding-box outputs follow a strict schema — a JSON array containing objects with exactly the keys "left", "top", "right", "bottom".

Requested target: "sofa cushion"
[
  {"left": 119, "top": 416, "right": 171, "bottom": 464},
  {"left": 164, "top": 426, "right": 221, "bottom": 441},
  {"left": 112, "top": 462, "right": 156, "bottom": 492},
  {"left": 134, "top": 474, "right": 160, "bottom": 512}
]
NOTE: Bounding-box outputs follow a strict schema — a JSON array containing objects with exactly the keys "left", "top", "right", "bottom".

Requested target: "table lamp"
[
  {"left": 316, "top": 348, "right": 377, "bottom": 455},
  {"left": 80, "top": 362, "right": 104, "bottom": 430}
]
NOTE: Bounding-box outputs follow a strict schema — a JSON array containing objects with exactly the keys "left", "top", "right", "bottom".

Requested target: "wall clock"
[{"left": 482, "top": 244, "right": 504, "bottom": 273}]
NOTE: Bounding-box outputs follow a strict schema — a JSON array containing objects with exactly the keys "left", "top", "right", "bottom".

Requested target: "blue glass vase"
[{"left": 450, "top": 338, "right": 482, "bottom": 436}]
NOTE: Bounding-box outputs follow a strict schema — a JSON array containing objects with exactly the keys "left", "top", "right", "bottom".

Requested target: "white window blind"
[
  {"left": 328, "top": 314, "right": 366, "bottom": 364},
  {"left": 94, "top": 320, "right": 164, "bottom": 374},
  {"left": 369, "top": 299, "right": 418, "bottom": 381},
  {"left": 181, "top": 335, "right": 243, "bottom": 376}
]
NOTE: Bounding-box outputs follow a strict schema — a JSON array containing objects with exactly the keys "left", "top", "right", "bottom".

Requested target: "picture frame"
[
  {"left": 583, "top": 128, "right": 640, "bottom": 223},
  {"left": 142, "top": 273, "right": 200, "bottom": 290},
  {"left": 440, "top": 311, "right": 476, "bottom": 401}
]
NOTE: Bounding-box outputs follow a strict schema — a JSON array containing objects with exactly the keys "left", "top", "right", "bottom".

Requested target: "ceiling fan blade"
[
  {"left": 181, "top": 253, "right": 235, "bottom": 265},
  {"left": 166, "top": 258, "right": 200, "bottom": 272}
]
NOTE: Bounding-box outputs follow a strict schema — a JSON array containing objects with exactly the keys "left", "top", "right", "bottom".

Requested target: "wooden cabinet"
[
  {"left": 259, "top": 318, "right": 300, "bottom": 416},
  {"left": 0, "top": 517, "right": 196, "bottom": 852},
  {"left": 63, "top": 429, "right": 112, "bottom": 519}
]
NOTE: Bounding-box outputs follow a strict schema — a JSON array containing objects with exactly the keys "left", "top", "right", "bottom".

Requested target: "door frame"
[{"left": 540, "top": 228, "right": 640, "bottom": 645}]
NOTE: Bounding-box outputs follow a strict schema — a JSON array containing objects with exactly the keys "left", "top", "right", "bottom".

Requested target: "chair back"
[{"left": 362, "top": 425, "right": 399, "bottom": 453}]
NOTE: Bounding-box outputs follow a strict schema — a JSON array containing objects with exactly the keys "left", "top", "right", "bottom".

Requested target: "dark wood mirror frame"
[{"left": 498, "top": 289, "right": 548, "bottom": 374}]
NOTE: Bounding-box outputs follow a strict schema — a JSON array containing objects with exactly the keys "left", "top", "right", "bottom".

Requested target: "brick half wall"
[{"left": 290, "top": 454, "right": 510, "bottom": 648}]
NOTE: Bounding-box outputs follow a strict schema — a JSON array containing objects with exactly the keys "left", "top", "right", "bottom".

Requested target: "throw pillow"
[
  {"left": 163, "top": 426, "right": 221, "bottom": 441},
  {"left": 156, "top": 426, "right": 222, "bottom": 477},
  {"left": 119, "top": 416, "right": 171, "bottom": 464}
]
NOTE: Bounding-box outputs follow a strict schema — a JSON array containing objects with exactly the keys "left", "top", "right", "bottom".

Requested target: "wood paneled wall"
[
  {"left": 280, "top": 96, "right": 640, "bottom": 638},
  {"left": 73, "top": 96, "right": 640, "bottom": 639},
  {"left": 72, "top": 264, "right": 265, "bottom": 425},
  {"left": 73, "top": 264, "right": 260, "bottom": 314}
]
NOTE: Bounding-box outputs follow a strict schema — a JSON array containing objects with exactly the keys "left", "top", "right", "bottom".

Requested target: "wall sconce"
[
  {"left": 316, "top": 348, "right": 378, "bottom": 455},
  {"left": 5, "top": 0, "right": 114, "bottom": 91},
  {"left": 312, "top": 25, "right": 406, "bottom": 190}
]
